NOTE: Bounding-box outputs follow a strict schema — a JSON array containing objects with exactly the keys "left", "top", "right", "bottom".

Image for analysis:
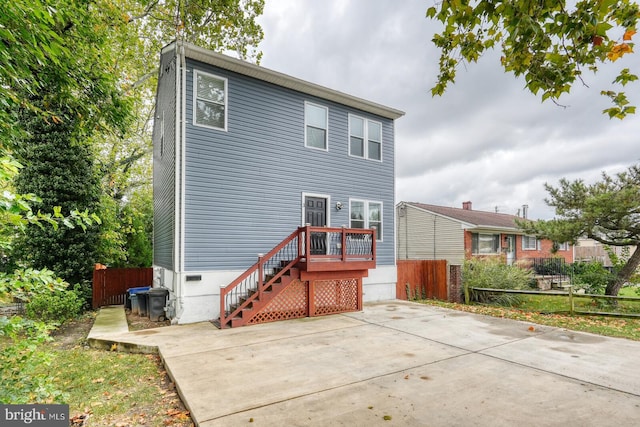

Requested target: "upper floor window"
[
  {"left": 556, "top": 242, "right": 569, "bottom": 251},
  {"left": 522, "top": 235, "right": 538, "bottom": 250},
  {"left": 194, "top": 70, "right": 227, "bottom": 131},
  {"left": 471, "top": 233, "right": 500, "bottom": 255},
  {"left": 305, "top": 102, "right": 328, "bottom": 150},
  {"left": 349, "top": 115, "right": 382, "bottom": 161},
  {"left": 350, "top": 200, "right": 383, "bottom": 241}
]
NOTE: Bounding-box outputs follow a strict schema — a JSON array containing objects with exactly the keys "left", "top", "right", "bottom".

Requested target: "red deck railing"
[{"left": 219, "top": 226, "right": 375, "bottom": 328}]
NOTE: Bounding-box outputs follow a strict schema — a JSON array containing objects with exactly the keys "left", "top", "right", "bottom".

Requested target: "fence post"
[
  {"left": 568, "top": 285, "right": 574, "bottom": 315},
  {"left": 464, "top": 280, "right": 470, "bottom": 305}
]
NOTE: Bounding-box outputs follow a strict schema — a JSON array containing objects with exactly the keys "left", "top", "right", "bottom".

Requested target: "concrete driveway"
[{"left": 92, "top": 301, "right": 640, "bottom": 426}]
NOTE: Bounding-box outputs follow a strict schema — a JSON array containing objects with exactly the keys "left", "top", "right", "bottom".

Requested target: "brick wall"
[
  {"left": 515, "top": 235, "right": 573, "bottom": 263},
  {"left": 449, "top": 264, "right": 463, "bottom": 303},
  {"left": 463, "top": 231, "right": 573, "bottom": 263}
]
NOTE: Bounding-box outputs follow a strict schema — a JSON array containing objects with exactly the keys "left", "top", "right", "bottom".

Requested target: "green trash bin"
[{"left": 148, "top": 288, "right": 169, "bottom": 321}]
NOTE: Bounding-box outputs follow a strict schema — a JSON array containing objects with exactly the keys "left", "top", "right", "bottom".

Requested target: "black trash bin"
[
  {"left": 148, "top": 288, "right": 169, "bottom": 321},
  {"left": 137, "top": 291, "right": 150, "bottom": 318}
]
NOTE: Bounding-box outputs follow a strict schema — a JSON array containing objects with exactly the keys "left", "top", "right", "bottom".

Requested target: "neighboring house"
[
  {"left": 574, "top": 237, "right": 636, "bottom": 267},
  {"left": 396, "top": 201, "right": 573, "bottom": 265},
  {"left": 152, "top": 41, "right": 404, "bottom": 325}
]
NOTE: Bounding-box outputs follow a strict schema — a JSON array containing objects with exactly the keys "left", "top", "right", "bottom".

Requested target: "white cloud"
[{"left": 257, "top": 0, "right": 640, "bottom": 220}]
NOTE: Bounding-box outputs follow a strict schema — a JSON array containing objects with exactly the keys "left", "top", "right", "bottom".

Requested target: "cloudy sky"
[{"left": 255, "top": 0, "right": 639, "bottom": 220}]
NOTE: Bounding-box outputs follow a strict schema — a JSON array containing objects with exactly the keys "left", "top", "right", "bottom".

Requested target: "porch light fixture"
[{"left": 335, "top": 201, "right": 343, "bottom": 211}]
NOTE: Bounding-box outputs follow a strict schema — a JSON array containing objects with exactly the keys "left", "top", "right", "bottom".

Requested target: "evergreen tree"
[
  {"left": 519, "top": 164, "right": 640, "bottom": 296},
  {"left": 14, "top": 107, "right": 101, "bottom": 285}
]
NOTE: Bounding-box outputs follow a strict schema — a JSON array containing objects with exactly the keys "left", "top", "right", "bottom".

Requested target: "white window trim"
[
  {"left": 349, "top": 198, "right": 383, "bottom": 242},
  {"left": 522, "top": 235, "right": 538, "bottom": 251},
  {"left": 304, "top": 101, "right": 329, "bottom": 151},
  {"left": 348, "top": 114, "right": 383, "bottom": 162},
  {"left": 193, "top": 69, "right": 228, "bottom": 131},
  {"left": 557, "top": 242, "right": 569, "bottom": 251}
]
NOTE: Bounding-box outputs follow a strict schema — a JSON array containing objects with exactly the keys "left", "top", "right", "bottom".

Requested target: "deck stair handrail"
[{"left": 219, "top": 226, "right": 375, "bottom": 328}]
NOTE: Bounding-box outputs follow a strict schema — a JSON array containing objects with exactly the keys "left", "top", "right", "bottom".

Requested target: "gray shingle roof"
[{"left": 405, "top": 202, "right": 522, "bottom": 230}]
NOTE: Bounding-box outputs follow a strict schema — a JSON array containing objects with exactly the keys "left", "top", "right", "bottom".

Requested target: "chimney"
[
  {"left": 462, "top": 201, "right": 472, "bottom": 210},
  {"left": 522, "top": 204, "right": 529, "bottom": 219}
]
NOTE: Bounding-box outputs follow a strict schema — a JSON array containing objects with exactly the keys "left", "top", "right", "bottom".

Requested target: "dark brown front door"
[{"left": 305, "top": 196, "right": 327, "bottom": 255}]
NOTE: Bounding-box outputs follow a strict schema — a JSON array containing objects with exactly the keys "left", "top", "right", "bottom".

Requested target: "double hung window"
[
  {"left": 349, "top": 200, "right": 383, "bottom": 241},
  {"left": 349, "top": 115, "right": 382, "bottom": 160},
  {"left": 522, "top": 235, "right": 538, "bottom": 250},
  {"left": 305, "top": 102, "right": 328, "bottom": 150},
  {"left": 194, "top": 70, "right": 227, "bottom": 130}
]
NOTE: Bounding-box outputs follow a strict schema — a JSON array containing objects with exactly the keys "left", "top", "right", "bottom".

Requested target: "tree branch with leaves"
[{"left": 427, "top": 0, "right": 639, "bottom": 118}]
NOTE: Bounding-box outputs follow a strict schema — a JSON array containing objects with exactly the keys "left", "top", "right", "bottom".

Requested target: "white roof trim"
[{"left": 164, "top": 40, "right": 405, "bottom": 120}]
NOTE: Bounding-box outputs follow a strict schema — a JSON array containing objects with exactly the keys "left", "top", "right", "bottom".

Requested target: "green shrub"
[
  {"left": 25, "top": 289, "right": 83, "bottom": 324},
  {"left": 463, "top": 258, "right": 532, "bottom": 306},
  {"left": 0, "top": 316, "right": 63, "bottom": 404},
  {"left": 72, "top": 280, "right": 93, "bottom": 311},
  {"left": 572, "top": 261, "right": 611, "bottom": 294}
]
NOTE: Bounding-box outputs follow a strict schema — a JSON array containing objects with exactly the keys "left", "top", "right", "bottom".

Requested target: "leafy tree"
[
  {"left": 3, "top": 0, "right": 266, "bottom": 277},
  {"left": 121, "top": 188, "right": 154, "bottom": 267},
  {"left": 13, "top": 121, "right": 102, "bottom": 285},
  {"left": 519, "top": 164, "right": 640, "bottom": 296},
  {"left": 96, "top": 187, "right": 153, "bottom": 268},
  {"left": 92, "top": 0, "right": 265, "bottom": 265},
  {"left": 427, "top": 0, "right": 639, "bottom": 118}
]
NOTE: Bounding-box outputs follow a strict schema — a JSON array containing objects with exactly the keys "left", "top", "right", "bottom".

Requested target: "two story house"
[
  {"left": 152, "top": 41, "right": 404, "bottom": 326},
  {"left": 396, "top": 201, "right": 573, "bottom": 266}
]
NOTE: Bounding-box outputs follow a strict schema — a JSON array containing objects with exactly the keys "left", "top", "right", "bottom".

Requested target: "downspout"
[
  {"left": 180, "top": 44, "right": 187, "bottom": 275},
  {"left": 404, "top": 211, "right": 409, "bottom": 259},
  {"left": 433, "top": 215, "right": 437, "bottom": 259},
  {"left": 173, "top": 46, "right": 182, "bottom": 278},
  {"left": 404, "top": 205, "right": 408, "bottom": 259},
  {"left": 170, "top": 43, "right": 187, "bottom": 323}
]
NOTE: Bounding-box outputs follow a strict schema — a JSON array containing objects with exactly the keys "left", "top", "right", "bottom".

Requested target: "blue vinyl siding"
[
  {"left": 152, "top": 51, "right": 177, "bottom": 269},
  {"left": 183, "top": 59, "right": 395, "bottom": 270}
]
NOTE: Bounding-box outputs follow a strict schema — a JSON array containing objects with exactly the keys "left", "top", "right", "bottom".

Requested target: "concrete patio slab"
[
  {"left": 89, "top": 300, "right": 640, "bottom": 426},
  {"left": 169, "top": 322, "right": 466, "bottom": 421},
  {"left": 209, "top": 353, "right": 640, "bottom": 427},
  {"left": 482, "top": 328, "right": 640, "bottom": 395}
]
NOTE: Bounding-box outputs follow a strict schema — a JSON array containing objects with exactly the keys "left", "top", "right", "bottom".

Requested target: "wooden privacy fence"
[
  {"left": 397, "top": 260, "right": 449, "bottom": 301},
  {"left": 92, "top": 265, "right": 153, "bottom": 309}
]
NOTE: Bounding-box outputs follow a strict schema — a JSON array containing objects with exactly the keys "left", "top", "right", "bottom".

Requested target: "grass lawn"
[
  {"left": 31, "top": 312, "right": 193, "bottom": 426},
  {"left": 619, "top": 286, "right": 640, "bottom": 297},
  {"left": 419, "top": 296, "right": 640, "bottom": 341}
]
